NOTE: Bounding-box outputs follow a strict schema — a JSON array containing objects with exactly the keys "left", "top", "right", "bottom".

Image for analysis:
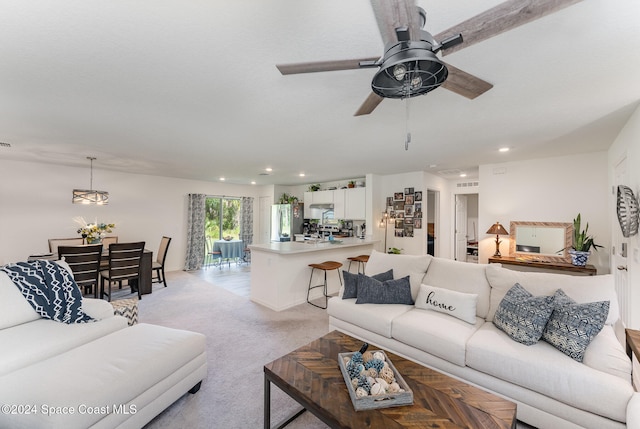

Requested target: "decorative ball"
[
  {"left": 375, "top": 378, "right": 389, "bottom": 391},
  {"left": 362, "top": 351, "right": 375, "bottom": 363},
  {"left": 346, "top": 360, "right": 364, "bottom": 379},
  {"left": 355, "top": 387, "right": 368, "bottom": 398},
  {"left": 351, "top": 352, "right": 364, "bottom": 365},
  {"left": 388, "top": 382, "right": 401, "bottom": 393},
  {"left": 379, "top": 366, "right": 395, "bottom": 384},
  {"left": 364, "top": 368, "right": 378, "bottom": 378},
  {"left": 366, "top": 376, "right": 376, "bottom": 387},
  {"left": 370, "top": 383, "right": 386, "bottom": 396},
  {"left": 373, "top": 351, "right": 386, "bottom": 362},
  {"left": 357, "top": 375, "right": 371, "bottom": 393},
  {"left": 365, "top": 358, "right": 385, "bottom": 373},
  {"left": 351, "top": 378, "right": 359, "bottom": 389}
]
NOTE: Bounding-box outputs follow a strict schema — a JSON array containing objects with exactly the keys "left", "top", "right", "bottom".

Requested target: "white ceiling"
[{"left": 1, "top": 0, "right": 639, "bottom": 185}]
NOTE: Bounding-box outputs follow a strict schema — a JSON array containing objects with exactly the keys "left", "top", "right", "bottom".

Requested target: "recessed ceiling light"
[
  {"left": 251, "top": 181, "right": 256, "bottom": 185},
  {"left": 265, "top": 167, "right": 273, "bottom": 172},
  {"left": 219, "top": 177, "right": 225, "bottom": 181},
  {"left": 460, "top": 173, "right": 467, "bottom": 178},
  {"left": 499, "top": 147, "right": 510, "bottom": 152},
  {"left": 299, "top": 173, "right": 305, "bottom": 177}
]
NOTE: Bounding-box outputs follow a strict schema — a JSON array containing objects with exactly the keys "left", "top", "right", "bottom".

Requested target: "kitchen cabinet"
[
  {"left": 333, "top": 189, "right": 346, "bottom": 219},
  {"left": 345, "top": 187, "right": 365, "bottom": 219},
  {"left": 304, "top": 190, "right": 333, "bottom": 206}
]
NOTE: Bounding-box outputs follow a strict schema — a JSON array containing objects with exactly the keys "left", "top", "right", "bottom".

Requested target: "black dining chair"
[
  {"left": 152, "top": 236, "right": 171, "bottom": 287},
  {"left": 58, "top": 244, "right": 103, "bottom": 298},
  {"left": 100, "top": 241, "right": 145, "bottom": 301}
]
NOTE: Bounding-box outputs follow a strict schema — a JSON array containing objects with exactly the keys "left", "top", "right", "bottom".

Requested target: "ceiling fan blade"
[
  {"left": 441, "top": 64, "right": 493, "bottom": 99},
  {"left": 370, "top": 0, "right": 421, "bottom": 46},
  {"left": 354, "top": 92, "right": 384, "bottom": 116},
  {"left": 276, "top": 57, "right": 379, "bottom": 75},
  {"left": 436, "top": 0, "right": 583, "bottom": 56}
]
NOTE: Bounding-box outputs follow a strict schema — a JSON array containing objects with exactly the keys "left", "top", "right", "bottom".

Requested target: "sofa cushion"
[
  {"left": 0, "top": 271, "right": 40, "bottom": 329},
  {"left": 342, "top": 269, "right": 393, "bottom": 299},
  {"left": 0, "top": 316, "right": 128, "bottom": 377},
  {"left": 356, "top": 275, "right": 413, "bottom": 305},
  {"left": 364, "top": 250, "right": 432, "bottom": 300},
  {"left": 391, "top": 309, "right": 483, "bottom": 366},
  {"left": 421, "top": 257, "right": 491, "bottom": 318},
  {"left": 542, "top": 289, "right": 609, "bottom": 362},
  {"left": 493, "top": 283, "right": 555, "bottom": 345},
  {"left": 327, "top": 296, "right": 413, "bottom": 338},
  {"left": 466, "top": 322, "right": 633, "bottom": 422},
  {"left": 485, "top": 265, "right": 619, "bottom": 324},
  {"left": 0, "top": 323, "right": 207, "bottom": 429},
  {"left": 582, "top": 324, "right": 631, "bottom": 381},
  {"left": 415, "top": 284, "right": 478, "bottom": 324}
]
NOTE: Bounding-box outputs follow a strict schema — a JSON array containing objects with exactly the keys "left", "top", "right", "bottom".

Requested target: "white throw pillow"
[{"left": 415, "top": 284, "right": 478, "bottom": 324}]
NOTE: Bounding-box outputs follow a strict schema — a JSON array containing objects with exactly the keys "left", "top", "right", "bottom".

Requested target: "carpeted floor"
[{"left": 134, "top": 268, "right": 535, "bottom": 429}]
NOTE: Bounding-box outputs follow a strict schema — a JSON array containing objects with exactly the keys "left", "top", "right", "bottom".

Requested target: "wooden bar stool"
[
  {"left": 307, "top": 261, "right": 343, "bottom": 309},
  {"left": 347, "top": 255, "right": 370, "bottom": 274}
]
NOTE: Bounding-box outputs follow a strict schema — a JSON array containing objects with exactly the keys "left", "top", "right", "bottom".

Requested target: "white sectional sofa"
[
  {"left": 0, "top": 267, "right": 207, "bottom": 429},
  {"left": 328, "top": 250, "right": 640, "bottom": 429}
]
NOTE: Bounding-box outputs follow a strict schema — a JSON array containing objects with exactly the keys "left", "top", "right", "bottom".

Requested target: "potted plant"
[
  {"left": 568, "top": 213, "right": 603, "bottom": 266},
  {"left": 347, "top": 180, "right": 356, "bottom": 188},
  {"left": 308, "top": 184, "right": 321, "bottom": 192}
]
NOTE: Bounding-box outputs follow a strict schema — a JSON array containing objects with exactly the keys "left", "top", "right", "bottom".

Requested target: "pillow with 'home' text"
[{"left": 415, "top": 284, "right": 478, "bottom": 324}]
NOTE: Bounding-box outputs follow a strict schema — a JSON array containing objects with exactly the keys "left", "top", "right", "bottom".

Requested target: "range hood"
[{"left": 308, "top": 203, "right": 334, "bottom": 209}]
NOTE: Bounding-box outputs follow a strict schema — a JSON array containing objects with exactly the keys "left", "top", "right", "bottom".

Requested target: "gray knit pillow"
[
  {"left": 355, "top": 275, "right": 413, "bottom": 305},
  {"left": 342, "top": 269, "right": 393, "bottom": 299},
  {"left": 493, "top": 283, "right": 555, "bottom": 345},
  {"left": 542, "top": 289, "right": 609, "bottom": 361}
]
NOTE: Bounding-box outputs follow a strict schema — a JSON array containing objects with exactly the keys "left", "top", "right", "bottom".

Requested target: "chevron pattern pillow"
[
  {"left": 542, "top": 289, "right": 609, "bottom": 362},
  {"left": 493, "top": 283, "right": 555, "bottom": 345}
]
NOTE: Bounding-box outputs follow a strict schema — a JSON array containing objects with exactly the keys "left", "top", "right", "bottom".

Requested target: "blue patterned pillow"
[
  {"left": 342, "top": 269, "right": 393, "bottom": 299},
  {"left": 493, "top": 283, "right": 555, "bottom": 345},
  {"left": 542, "top": 289, "right": 609, "bottom": 362},
  {"left": 355, "top": 275, "right": 413, "bottom": 305}
]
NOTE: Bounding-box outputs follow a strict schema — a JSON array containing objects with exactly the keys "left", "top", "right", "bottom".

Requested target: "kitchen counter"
[{"left": 249, "top": 238, "right": 377, "bottom": 311}]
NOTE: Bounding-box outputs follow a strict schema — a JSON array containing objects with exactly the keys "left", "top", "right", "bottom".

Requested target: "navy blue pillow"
[
  {"left": 342, "top": 269, "right": 393, "bottom": 299},
  {"left": 355, "top": 275, "right": 413, "bottom": 305}
]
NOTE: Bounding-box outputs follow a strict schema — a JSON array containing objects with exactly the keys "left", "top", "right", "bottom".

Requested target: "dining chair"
[
  {"left": 102, "top": 236, "right": 119, "bottom": 246},
  {"left": 100, "top": 241, "right": 145, "bottom": 302},
  {"left": 48, "top": 237, "right": 84, "bottom": 257},
  {"left": 204, "top": 238, "right": 222, "bottom": 269},
  {"left": 58, "top": 244, "right": 103, "bottom": 298},
  {"left": 152, "top": 236, "right": 171, "bottom": 287}
]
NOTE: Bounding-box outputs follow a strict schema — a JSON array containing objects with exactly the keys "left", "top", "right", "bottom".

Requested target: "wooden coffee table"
[{"left": 264, "top": 331, "right": 516, "bottom": 429}]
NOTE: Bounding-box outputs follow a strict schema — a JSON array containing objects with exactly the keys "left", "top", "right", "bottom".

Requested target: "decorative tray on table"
[{"left": 338, "top": 343, "right": 413, "bottom": 411}]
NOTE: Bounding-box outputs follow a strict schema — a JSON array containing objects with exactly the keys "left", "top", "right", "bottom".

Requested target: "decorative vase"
[
  {"left": 87, "top": 237, "right": 102, "bottom": 245},
  {"left": 569, "top": 250, "right": 590, "bottom": 266}
]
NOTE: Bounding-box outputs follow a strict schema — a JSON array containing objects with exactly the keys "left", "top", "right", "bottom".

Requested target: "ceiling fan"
[{"left": 276, "top": 0, "right": 583, "bottom": 116}]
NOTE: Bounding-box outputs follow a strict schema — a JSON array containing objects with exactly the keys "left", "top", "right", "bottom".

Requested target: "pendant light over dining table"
[{"left": 72, "top": 156, "right": 109, "bottom": 205}]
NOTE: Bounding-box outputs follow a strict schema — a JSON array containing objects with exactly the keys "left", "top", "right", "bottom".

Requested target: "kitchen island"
[{"left": 249, "top": 238, "right": 378, "bottom": 311}]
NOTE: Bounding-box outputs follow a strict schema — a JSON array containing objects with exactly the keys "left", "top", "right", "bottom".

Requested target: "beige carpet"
[{"left": 138, "top": 270, "right": 535, "bottom": 429}]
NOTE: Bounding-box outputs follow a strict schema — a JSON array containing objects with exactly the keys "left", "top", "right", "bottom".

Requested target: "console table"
[{"left": 488, "top": 256, "right": 597, "bottom": 276}]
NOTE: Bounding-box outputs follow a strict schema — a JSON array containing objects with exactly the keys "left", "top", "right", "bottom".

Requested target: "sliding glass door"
[{"left": 205, "top": 197, "right": 241, "bottom": 240}]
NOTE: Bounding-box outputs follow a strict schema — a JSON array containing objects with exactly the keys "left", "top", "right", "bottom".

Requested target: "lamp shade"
[{"left": 486, "top": 222, "right": 508, "bottom": 236}]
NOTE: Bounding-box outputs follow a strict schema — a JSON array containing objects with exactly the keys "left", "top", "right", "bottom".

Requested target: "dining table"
[{"left": 213, "top": 239, "right": 244, "bottom": 264}]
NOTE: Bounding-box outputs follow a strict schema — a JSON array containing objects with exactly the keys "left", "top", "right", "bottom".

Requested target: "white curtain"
[{"left": 184, "top": 193, "right": 206, "bottom": 270}]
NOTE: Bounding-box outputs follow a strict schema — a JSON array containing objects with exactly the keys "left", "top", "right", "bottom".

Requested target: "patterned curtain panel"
[
  {"left": 240, "top": 197, "right": 254, "bottom": 245},
  {"left": 184, "top": 193, "right": 207, "bottom": 271}
]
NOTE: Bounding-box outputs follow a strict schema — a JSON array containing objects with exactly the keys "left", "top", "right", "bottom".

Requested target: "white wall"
[
  {"left": 609, "top": 104, "right": 640, "bottom": 328},
  {"left": 0, "top": 159, "right": 272, "bottom": 271},
  {"left": 477, "top": 152, "right": 610, "bottom": 273}
]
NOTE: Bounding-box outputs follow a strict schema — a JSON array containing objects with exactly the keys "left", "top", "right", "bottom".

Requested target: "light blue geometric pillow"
[
  {"left": 493, "top": 283, "right": 555, "bottom": 345},
  {"left": 542, "top": 289, "right": 609, "bottom": 362}
]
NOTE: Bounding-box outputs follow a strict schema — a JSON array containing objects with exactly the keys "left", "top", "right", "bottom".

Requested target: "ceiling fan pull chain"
[{"left": 405, "top": 96, "right": 411, "bottom": 151}]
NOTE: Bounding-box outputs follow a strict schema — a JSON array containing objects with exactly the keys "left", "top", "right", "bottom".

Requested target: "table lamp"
[{"left": 486, "top": 222, "right": 509, "bottom": 257}]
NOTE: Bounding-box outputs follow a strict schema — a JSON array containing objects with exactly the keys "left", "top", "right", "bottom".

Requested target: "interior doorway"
[
  {"left": 454, "top": 193, "right": 479, "bottom": 263},
  {"left": 426, "top": 190, "right": 439, "bottom": 256}
]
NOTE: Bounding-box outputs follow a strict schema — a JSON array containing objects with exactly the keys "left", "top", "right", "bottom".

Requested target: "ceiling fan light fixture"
[{"left": 372, "top": 41, "right": 448, "bottom": 99}]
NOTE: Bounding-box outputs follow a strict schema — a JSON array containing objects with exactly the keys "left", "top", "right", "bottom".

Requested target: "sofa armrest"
[
  {"left": 628, "top": 393, "right": 640, "bottom": 429},
  {"left": 82, "top": 298, "right": 116, "bottom": 320}
]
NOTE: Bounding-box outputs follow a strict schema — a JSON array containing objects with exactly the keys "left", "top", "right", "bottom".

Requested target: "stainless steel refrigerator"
[{"left": 271, "top": 203, "right": 304, "bottom": 242}]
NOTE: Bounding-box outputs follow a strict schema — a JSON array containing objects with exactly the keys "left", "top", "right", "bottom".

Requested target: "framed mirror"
[{"left": 509, "top": 221, "right": 573, "bottom": 263}]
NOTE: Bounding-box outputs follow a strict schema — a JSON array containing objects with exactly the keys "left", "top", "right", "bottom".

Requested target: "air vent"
[
  {"left": 258, "top": 173, "right": 270, "bottom": 176},
  {"left": 0, "top": 142, "right": 11, "bottom": 148},
  {"left": 438, "top": 169, "right": 462, "bottom": 176},
  {"left": 456, "top": 182, "right": 479, "bottom": 188}
]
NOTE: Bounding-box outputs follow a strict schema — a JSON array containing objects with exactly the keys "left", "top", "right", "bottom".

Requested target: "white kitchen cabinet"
[
  {"left": 345, "top": 187, "right": 365, "bottom": 220},
  {"left": 333, "top": 189, "right": 346, "bottom": 219},
  {"left": 303, "top": 192, "right": 313, "bottom": 208}
]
